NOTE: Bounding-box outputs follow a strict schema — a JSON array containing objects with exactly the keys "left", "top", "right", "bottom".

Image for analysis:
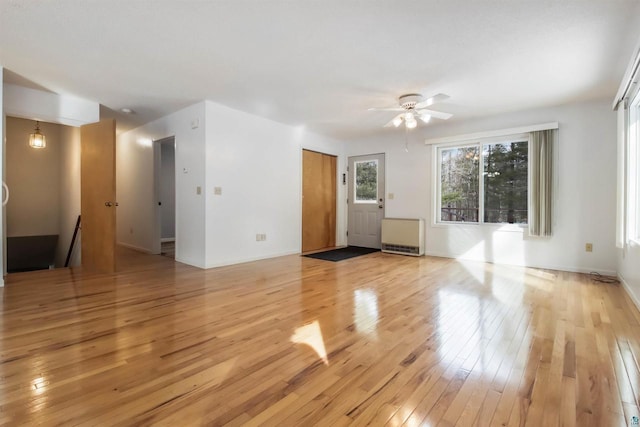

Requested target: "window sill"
[{"left": 431, "top": 222, "right": 527, "bottom": 233}]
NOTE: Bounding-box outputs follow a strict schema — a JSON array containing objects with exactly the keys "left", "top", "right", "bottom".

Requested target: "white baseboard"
[
  {"left": 0, "top": 277, "right": 4, "bottom": 287},
  {"left": 117, "top": 242, "right": 154, "bottom": 254},
  {"left": 423, "top": 250, "right": 617, "bottom": 276},
  {"left": 161, "top": 238, "right": 175, "bottom": 243},
  {"left": 618, "top": 273, "right": 640, "bottom": 313}
]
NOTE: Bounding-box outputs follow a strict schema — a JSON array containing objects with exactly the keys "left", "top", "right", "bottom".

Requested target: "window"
[
  {"left": 354, "top": 160, "right": 378, "bottom": 203},
  {"left": 437, "top": 136, "right": 529, "bottom": 225},
  {"left": 440, "top": 146, "right": 479, "bottom": 222}
]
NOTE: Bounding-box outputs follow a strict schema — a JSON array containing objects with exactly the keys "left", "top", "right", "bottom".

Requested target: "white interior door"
[{"left": 348, "top": 154, "right": 385, "bottom": 248}]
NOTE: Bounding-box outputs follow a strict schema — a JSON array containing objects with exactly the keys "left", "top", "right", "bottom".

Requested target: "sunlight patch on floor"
[{"left": 291, "top": 320, "right": 328, "bottom": 365}]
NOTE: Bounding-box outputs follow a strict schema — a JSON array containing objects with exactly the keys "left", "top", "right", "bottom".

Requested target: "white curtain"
[{"left": 529, "top": 129, "right": 555, "bottom": 236}]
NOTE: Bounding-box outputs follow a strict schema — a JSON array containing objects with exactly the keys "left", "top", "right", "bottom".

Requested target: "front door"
[
  {"left": 81, "top": 119, "right": 116, "bottom": 273},
  {"left": 302, "top": 149, "right": 336, "bottom": 252},
  {"left": 348, "top": 154, "right": 385, "bottom": 248}
]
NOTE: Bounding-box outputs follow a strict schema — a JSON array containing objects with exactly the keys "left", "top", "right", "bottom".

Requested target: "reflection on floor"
[
  {"left": 0, "top": 248, "right": 639, "bottom": 426},
  {"left": 161, "top": 240, "right": 175, "bottom": 259}
]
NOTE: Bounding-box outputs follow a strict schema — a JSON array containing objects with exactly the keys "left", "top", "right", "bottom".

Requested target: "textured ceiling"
[{"left": 1, "top": 1, "right": 639, "bottom": 139}]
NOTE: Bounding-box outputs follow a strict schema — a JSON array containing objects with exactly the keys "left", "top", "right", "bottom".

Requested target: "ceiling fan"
[{"left": 369, "top": 93, "right": 453, "bottom": 129}]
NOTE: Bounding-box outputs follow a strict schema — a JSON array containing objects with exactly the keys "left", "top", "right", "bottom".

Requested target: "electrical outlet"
[
  {"left": 214, "top": 186, "right": 222, "bottom": 195},
  {"left": 262, "top": 234, "right": 267, "bottom": 241},
  {"left": 256, "top": 234, "right": 261, "bottom": 241},
  {"left": 585, "top": 243, "right": 593, "bottom": 252},
  {"left": 196, "top": 186, "right": 202, "bottom": 195}
]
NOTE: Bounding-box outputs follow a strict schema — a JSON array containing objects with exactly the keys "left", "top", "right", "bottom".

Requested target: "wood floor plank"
[{"left": 0, "top": 248, "right": 639, "bottom": 426}]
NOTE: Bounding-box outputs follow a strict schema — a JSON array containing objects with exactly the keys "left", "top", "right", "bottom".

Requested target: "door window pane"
[
  {"left": 483, "top": 141, "right": 528, "bottom": 224},
  {"left": 355, "top": 160, "right": 378, "bottom": 202},
  {"left": 440, "top": 146, "right": 479, "bottom": 222}
]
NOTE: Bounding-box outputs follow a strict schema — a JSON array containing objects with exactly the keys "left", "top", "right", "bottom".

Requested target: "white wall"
[
  {"left": 204, "top": 101, "right": 345, "bottom": 268},
  {"left": 3, "top": 84, "right": 99, "bottom": 127},
  {"left": 57, "top": 125, "right": 81, "bottom": 267},
  {"left": 345, "top": 99, "right": 617, "bottom": 274},
  {"left": 117, "top": 102, "right": 207, "bottom": 268},
  {"left": 6, "top": 117, "right": 61, "bottom": 237},
  {"left": 160, "top": 141, "right": 175, "bottom": 240},
  {"left": 620, "top": 246, "right": 640, "bottom": 306},
  {"left": 117, "top": 100, "right": 345, "bottom": 270}
]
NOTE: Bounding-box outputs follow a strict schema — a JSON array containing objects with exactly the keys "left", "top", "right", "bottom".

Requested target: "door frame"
[
  {"left": 299, "top": 145, "right": 344, "bottom": 252},
  {"left": 152, "top": 136, "right": 176, "bottom": 255},
  {"left": 347, "top": 152, "right": 386, "bottom": 248}
]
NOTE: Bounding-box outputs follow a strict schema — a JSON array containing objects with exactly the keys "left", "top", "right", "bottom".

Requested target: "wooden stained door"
[
  {"left": 81, "top": 119, "right": 116, "bottom": 273},
  {"left": 347, "top": 153, "right": 385, "bottom": 248},
  {"left": 302, "top": 150, "right": 336, "bottom": 252}
]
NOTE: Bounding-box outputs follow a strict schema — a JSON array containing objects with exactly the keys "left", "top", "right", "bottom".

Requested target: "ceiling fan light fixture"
[
  {"left": 405, "top": 116, "right": 417, "bottom": 129},
  {"left": 29, "top": 121, "right": 46, "bottom": 149},
  {"left": 392, "top": 116, "right": 403, "bottom": 127}
]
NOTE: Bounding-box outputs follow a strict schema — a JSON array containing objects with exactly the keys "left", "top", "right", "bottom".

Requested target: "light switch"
[
  {"left": 196, "top": 186, "right": 202, "bottom": 195},
  {"left": 214, "top": 186, "right": 222, "bottom": 195},
  {"left": 388, "top": 193, "right": 395, "bottom": 200}
]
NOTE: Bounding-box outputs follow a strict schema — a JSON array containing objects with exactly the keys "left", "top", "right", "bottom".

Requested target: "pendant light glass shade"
[{"left": 29, "top": 121, "right": 46, "bottom": 149}]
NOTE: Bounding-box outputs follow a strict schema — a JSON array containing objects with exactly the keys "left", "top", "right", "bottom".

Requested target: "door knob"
[
  {"left": 378, "top": 205, "right": 384, "bottom": 209},
  {"left": 105, "top": 201, "right": 113, "bottom": 207}
]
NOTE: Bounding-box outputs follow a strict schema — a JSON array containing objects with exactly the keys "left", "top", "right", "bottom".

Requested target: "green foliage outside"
[
  {"left": 483, "top": 141, "right": 528, "bottom": 223},
  {"left": 441, "top": 147, "right": 479, "bottom": 221},
  {"left": 356, "top": 161, "right": 377, "bottom": 201},
  {"left": 440, "top": 141, "right": 528, "bottom": 223}
]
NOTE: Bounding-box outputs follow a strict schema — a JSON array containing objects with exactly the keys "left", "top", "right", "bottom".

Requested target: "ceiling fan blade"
[
  {"left": 418, "top": 113, "right": 431, "bottom": 124},
  {"left": 416, "top": 108, "right": 453, "bottom": 120},
  {"left": 368, "top": 107, "right": 404, "bottom": 112},
  {"left": 414, "top": 93, "right": 449, "bottom": 109},
  {"left": 384, "top": 113, "right": 405, "bottom": 128}
]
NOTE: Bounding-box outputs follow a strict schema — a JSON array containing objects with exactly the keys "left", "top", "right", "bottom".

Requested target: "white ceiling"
[{"left": 1, "top": 1, "right": 639, "bottom": 139}]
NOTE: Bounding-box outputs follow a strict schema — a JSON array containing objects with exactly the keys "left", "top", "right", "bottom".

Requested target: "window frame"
[
  {"left": 433, "top": 133, "right": 530, "bottom": 230},
  {"left": 628, "top": 90, "right": 640, "bottom": 246}
]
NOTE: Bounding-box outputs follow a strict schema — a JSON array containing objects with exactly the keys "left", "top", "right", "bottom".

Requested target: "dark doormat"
[{"left": 303, "top": 246, "right": 380, "bottom": 262}]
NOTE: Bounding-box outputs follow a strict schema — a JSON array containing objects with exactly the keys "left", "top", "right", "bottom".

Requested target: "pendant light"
[{"left": 29, "top": 121, "right": 46, "bottom": 149}]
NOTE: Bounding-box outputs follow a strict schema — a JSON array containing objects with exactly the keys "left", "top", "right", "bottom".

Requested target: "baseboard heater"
[{"left": 381, "top": 218, "right": 425, "bottom": 256}]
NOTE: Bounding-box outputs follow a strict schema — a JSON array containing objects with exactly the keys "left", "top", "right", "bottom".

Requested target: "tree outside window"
[
  {"left": 355, "top": 160, "right": 378, "bottom": 202},
  {"left": 438, "top": 138, "right": 528, "bottom": 224}
]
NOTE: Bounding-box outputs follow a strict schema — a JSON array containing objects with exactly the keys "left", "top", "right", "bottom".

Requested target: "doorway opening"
[
  {"left": 154, "top": 137, "right": 176, "bottom": 259},
  {"left": 4, "top": 116, "right": 82, "bottom": 273}
]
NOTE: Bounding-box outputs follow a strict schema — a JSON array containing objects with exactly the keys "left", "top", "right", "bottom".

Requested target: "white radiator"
[{"left": 381, "top": 218, "right": 425, "bottom": 256}]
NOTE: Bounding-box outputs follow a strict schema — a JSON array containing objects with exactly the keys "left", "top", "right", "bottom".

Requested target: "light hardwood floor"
[{"left": 1, "top": 248, "right": 639, "bottom": 426}]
